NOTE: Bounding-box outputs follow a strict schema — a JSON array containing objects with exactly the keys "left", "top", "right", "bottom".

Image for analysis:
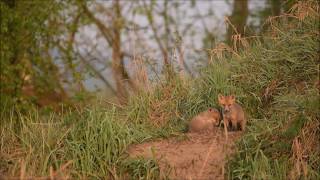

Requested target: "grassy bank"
[
  {"left": 223, "top": 1, "right": 320, "bottom": 179},
  {"left": 1, "top": 1, "right": 319, "bottom": 179}
]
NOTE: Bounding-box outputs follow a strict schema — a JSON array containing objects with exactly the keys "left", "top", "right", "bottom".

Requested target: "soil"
[{"left": 127, "top": 127, "right": 242, "bottom": 180}]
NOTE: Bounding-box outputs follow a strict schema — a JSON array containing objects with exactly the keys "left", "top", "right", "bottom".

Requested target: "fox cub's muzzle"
[{"left": 223, "top": 106, "right": 231, "bottom": 113}]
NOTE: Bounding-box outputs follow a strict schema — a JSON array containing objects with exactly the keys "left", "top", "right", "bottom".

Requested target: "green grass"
[
  {"left": 1, "top": 1, "right": 319, "bottom": 179},
  {"left": 222, "top": 2, "right": 320, "bottom": 179},
  {"left": 123, "top": 157, "right": 162, "bottom": 180},
  {"left": 0, "top": 105, "right": 160, "bottom": 179},
  {"left": 0, "top": 75, "right": 211, "bottom": 179}
]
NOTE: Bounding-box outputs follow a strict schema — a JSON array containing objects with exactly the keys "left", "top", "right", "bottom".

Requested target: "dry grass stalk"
[
  {"left": 132, "top": 55, "right": 150, "bottom": 93},
  {"left": 224, "top": 17, "right": 239, "bottom": 35},
  {"left": 289, "top": 119, "right": 320, "bottom": 179},
  {"left": 262, "top": 79, "right": 282, "bottom": 104},
  {"left": 209, "top": 16, "right": 252, "bottom": 62},
  {"left": 14, "top": 160, "right": 72, "bottom": 180},
  {"left": 148, "top": 86, "right": 175, "bottom": 127},
  {"left": 173, "top": 46, "right": 186, "bottom": 82},
  {"left": 20, "top": 160, "right": 26, "bottom": 180},
  {"left": 289, "top": 137, "right": 308, "bottom": 179},
  {"left": 231, "top": 34, "right": 249, "bottom": 52},
  {"left": 148, "top": 80, "right": 186, "bottom": 127},
  {"left": 290, "top": 1, "right": 319, "bottom": 21},
  {"left": 224, "top": 16, "right": 249, "bottom": 51},
  {"left": 208, "top": 43, "right": 240, "bottom": 62}
]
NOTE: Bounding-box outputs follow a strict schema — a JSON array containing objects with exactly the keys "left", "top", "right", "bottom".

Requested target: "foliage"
[{"left": 1, "top": 1, "right": 57, "bottom": 101}]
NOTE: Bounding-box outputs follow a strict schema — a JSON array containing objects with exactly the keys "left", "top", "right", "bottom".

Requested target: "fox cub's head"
[
  {"left": 207, "top": 108, "right": 221, "bottom": 125},
  {"left": 218, "top": 94, "right": 235, "bottom": 113}
]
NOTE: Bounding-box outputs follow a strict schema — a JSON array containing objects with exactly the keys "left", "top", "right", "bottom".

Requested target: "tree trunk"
[
  {"left": 226, "top": 0, "right": 248, "bottom": 44},
  {"left": 270, "top": 0, "right": 281, "bottom": 16},
  {"left": 112, "top": 0, "right": 128, "bottom": 104}
]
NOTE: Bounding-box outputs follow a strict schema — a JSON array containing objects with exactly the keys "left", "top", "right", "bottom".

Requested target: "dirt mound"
[{"left": 127, "top": 127, "right": 242, "bottom": 180}]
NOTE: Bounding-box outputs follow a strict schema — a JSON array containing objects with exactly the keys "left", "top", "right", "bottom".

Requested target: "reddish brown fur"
[
  {"left": 189, "top": 108, "right": 221, "bottom": 133},
  {"left": 218, "top": 94, "right": 246, "bottom": 140}
]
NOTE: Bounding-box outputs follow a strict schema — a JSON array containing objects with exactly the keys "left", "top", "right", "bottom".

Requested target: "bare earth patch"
[{"left": 127, "top": 127, "right": 242, "bottom": 180}]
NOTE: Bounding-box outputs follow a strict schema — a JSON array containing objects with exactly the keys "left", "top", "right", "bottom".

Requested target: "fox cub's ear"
[
  {"left": 229, "top": 95, "right": 236, "bottom": 103},
  {"left": 218, "top": 94, "right": 225, "bottom": 104}
]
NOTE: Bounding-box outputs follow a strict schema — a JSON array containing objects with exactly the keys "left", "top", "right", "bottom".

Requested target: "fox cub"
[
  {"left": 218, "top": 94, "right": 246, "bottom": 140},
  {"left": 189, "top": 108, "right": 221, "bottom": 133}
]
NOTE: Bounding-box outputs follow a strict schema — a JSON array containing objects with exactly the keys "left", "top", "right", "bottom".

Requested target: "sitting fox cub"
[
  {"left": 189, "top": 108, "right": 221, "bottom": 133},
  {"left": 218, "top": 94, "right": 246, "bottom": 140}
]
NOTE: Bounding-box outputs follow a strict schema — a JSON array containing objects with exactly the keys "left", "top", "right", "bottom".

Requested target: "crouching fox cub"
[
  {"left": 218, "top": 94, "right": 246, "bottom": 140},
  {"left": 189, "top": 108, "right": 221, "bottom": 133}
]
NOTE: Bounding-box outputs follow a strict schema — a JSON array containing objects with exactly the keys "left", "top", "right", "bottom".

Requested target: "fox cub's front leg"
[
  {"left": 218, "top": 94, "right": 246, "bottom": 139},
  {"left": 240, "top": 118, "right": 246, "bottom": 131}
]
